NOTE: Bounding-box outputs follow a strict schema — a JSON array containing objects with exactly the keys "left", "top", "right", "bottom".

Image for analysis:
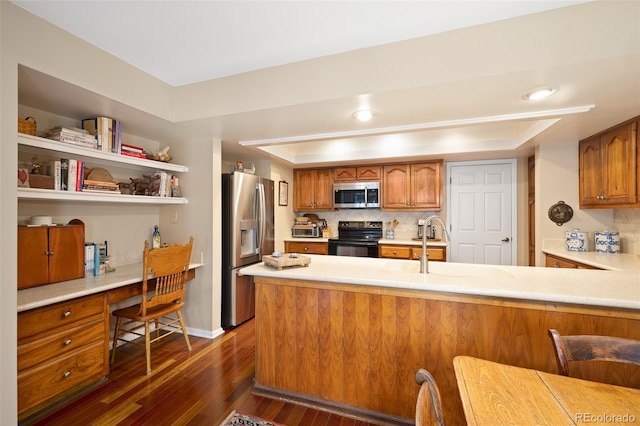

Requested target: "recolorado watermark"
[{"left": 576, "top": 413, "right": 637, "bottom": 423}]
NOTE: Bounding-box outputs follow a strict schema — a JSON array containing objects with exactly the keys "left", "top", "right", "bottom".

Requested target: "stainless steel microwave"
[{"left": 333, "top": 181, "right": 380, "bottom": 208}]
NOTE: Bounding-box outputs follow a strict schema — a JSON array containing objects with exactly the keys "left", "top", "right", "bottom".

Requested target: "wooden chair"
[
  {"left": 111, "top": 237, "right": 194, "bottom": 374},
  {"left": 548, "top": 329, "right": 640, "bottom": 376},
  {"left": 415, "top": 368, "right": 445, "bottom": 426}
]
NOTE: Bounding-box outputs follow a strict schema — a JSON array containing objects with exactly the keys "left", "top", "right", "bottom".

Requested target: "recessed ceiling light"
[
  {"left": 525, "top": 87, "right": 558, "bottom": 101},
  {"left": 352, "top": 110, "right": 374, "bottom": 122}
]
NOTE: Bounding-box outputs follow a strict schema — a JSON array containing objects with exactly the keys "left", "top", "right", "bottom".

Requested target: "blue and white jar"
[
  {"left": 594, "top": 230, "right": 620, "bottom": 253},
  {"left": 566, "top": 229, "right": 589, "bottom": 252}
]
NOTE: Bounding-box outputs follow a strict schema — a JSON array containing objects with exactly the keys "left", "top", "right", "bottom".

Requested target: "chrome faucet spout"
[{"left": 420, "top": 215, "right": 449, "bottom": 274}]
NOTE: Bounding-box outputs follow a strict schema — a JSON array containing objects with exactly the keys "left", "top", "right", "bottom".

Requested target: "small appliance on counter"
[
  {"left": 566, "top": 228, "right": 589, "bottom": 252},
  {"left": 291, "top": 215, "right": 327, "bottom": 238},
  {"left": 418, "top": 219, "right": 436, "bottom": 240},
  {"left": 595, "top": 230, "right": 621, "bottom": 253}
]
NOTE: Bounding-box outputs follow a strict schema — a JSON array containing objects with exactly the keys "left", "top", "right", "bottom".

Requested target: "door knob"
[{"left": 502, "top": 237, "right": 510, "bottom": 243}]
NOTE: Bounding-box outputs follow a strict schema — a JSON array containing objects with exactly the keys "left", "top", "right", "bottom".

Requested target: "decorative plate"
[{"left": 548, "top": 201, "right": 573, "bottom": 226}]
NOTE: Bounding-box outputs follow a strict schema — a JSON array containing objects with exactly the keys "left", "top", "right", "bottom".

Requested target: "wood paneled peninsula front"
[{"left": 240, "top": 255, "right": 640, "bottom": 425}]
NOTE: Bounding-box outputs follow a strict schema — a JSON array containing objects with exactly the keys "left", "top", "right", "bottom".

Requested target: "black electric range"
[{"left": 328, "top": 221, "right": 382, "bottom": 258}]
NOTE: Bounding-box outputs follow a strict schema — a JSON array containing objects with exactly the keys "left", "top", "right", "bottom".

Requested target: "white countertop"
[
  {"left": 378, "top": 238, "right": 447, "bottom": 247},
  {"left": 18, "top": 261, "right": 204, "bottom": 312},
  {"left": 240, "top": 255, "right": 640, "bottom": 310},
  {"left": 542, "top": 239, "right": 640, "bottom": 271},
  {"left": 285, "top": 237, "right": 330, "bottom": 243}
]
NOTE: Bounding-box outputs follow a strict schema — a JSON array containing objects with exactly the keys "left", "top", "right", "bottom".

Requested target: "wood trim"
[{"left": 252, "top": 384, "right": 413, "bottom": 426}]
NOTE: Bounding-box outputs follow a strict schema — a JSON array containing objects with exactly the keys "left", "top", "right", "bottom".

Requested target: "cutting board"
[{"left": 263, "top": 254, "right": 311, "bottom": 270}]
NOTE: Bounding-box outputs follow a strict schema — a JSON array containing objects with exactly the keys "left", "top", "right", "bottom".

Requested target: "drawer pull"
[
  {"left": 64, "top": 339, "right": 72, "bottom": 346},
  {"left": 63, "top": 311, "right": 72, "bottom": 318},
  {"left": 63, "top": 371, "right": 71, "bottom": 379},
  {"left": 304, "top": 247, "right": 308, "bottom": 251}
]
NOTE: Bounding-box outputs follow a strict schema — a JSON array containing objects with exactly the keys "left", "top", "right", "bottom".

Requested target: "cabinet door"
[
  {"left": 48, "top": 226, "right": 85, "bottom": 283},
  {"left": 18, "top": 227, "right": 49, "bottom": 289},
  {"left": 382, "top": 164, "right": 410, "bottom": 208},
  {"left": 334, "top": 167, "right": 357, "bottom": 181},
  {"left": 601, "top": 122, "right": 637, "bottom": 205},
  {"left": 411, "top": 162, "right": 442, "bottom": 209},
  {"left": 579, "top": 136, "right": 604, "bottom": 207},
  {"left": 313, "top": 169, "right": 334, "bottom": 210},
  {"left": 356, "top": 166, "right": 381, "bottom": 180},
  {"left": 294, "top": 170, "right": 316, "bottom": 211}
]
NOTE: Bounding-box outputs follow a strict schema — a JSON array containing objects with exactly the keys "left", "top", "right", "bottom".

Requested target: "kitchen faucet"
[{"left": 420, "top": 215, "right": 450, "bottom": 274}]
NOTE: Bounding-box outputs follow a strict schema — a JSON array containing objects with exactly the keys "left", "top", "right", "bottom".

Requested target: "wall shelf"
[{"left": 18, "top": 187, "right": 187, "bottom": 204}]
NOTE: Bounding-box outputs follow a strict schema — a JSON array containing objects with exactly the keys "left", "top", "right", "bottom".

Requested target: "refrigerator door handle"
[{"left": 256, "top": 182, "right": 266, "bottom": 255}]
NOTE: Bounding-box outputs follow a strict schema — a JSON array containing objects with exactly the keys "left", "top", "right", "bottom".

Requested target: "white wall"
[{"left": 536, "top": 141, "right": 613, "bottom": 265}]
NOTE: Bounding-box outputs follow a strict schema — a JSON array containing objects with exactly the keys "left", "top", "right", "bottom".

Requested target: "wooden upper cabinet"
[
  {"left": 293, "top": 169, "right": 333, "bottom": 212},
  {"left": 579, "top": 119, "right": 638, "bottom": 208},
  {"left": 382, "top": 161, "right": 442, "bottom": 210},
  {"left": 334, "top": 166, "right": 381, "bottom": 181}
]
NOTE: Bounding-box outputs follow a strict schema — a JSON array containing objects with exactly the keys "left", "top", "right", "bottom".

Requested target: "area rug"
[{"left": 220, "top": 410, "right": 285, "bottom": 426}]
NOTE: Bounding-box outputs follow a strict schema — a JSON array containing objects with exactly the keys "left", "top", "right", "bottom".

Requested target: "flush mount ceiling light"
[
  {"left": 525, "top": 87, "right": 558, "bottom": 101},
  {"left": 352, "top": 109, "right": 374, "bottom": 122}
]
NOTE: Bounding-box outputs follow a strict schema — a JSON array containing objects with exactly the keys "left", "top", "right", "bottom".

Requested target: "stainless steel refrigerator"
[{"left": 222, "top": 172, "right": 274, "bottom": 328}]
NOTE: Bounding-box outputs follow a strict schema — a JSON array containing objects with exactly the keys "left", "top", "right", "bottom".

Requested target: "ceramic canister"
[
  {"left": 594, "top": 230, "right": 621, "bottom": 253},
  {"left": 566, "top": 229, "right": 589, "bottom": 252}
]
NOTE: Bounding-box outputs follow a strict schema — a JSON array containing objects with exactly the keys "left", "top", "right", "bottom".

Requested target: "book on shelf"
[
  {"left": 121, "top": 150, "right": 146, "bottom": 159},
  {"left": 53, "top": 160, "right": 61, "bottom": 191},
  {"left": 76, "top": 160, "right": 84, "bottom": 191},
  {"left": 68, "top": 159, "right": 78, "bottom": 192},
  {"left": 121, "top": 143, "right": 144, "bottom": 153},
  {"left": 112, "top": 119, "right": 122, "bottom": 154},
  {"left": 60, "top": 159, "right": 69, "bottom": 191},
  {"left": 148, "top": 171, "right": 171, "bottom": 197}
]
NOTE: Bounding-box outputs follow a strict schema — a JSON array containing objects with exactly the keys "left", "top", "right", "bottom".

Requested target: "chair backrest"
[
  {"left": 548, "top": 329, "right": 640, "bottom": 376},
  {"left": 415, "top": 368, "right": 445, "bottom": 426},
  {"left": 141, "top": 236, "right": 194, "bottom": 316}
]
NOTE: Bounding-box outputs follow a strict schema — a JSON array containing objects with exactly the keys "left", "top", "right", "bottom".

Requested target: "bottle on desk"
[{"left": 152, "top": 225, "right": 161, "bottom": 249}]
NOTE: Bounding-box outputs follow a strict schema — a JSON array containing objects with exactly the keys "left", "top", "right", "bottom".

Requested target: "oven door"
[{"left": 328, "top": 239, "right": 379, "bottom": 258}]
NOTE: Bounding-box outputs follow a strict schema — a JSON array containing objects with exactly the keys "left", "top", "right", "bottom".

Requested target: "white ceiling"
[{"left": 12, "top": 0, "right": 640, "bottom": 166}]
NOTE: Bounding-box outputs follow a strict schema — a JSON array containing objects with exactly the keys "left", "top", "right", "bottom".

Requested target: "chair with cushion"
[
  {"left": 415, "top": 368, "right": 445, "bottom": 426},
  {"left": 111, "top": 236, "right": 194, "bottom": 374},
  {"left": 548, "top": 328, "right": 640, "bottom": 377}
]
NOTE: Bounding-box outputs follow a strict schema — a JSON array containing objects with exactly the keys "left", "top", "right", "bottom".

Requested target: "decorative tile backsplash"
[
  {"left": 313, "top": 210, "right": 445, "bottom": 240},
  {"left": 614, "top": 208, "right": 640, "bottom": 254}
]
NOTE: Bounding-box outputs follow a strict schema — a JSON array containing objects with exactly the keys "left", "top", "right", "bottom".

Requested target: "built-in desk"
[{"left": 17, "top": 261, "right": 203, "bottom": 419}]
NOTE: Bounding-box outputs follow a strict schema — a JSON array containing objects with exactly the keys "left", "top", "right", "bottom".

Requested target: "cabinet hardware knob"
[
  {"left": 63, "top": 311, "right": 71, "bottom": 318},
  {"left": 304, "top": 247, "right": 308, "bottom": 251},
  {"left": 64, "top": 339, "right": 72, "bottom": 346},
  {"left": 45, "top": 251, "right": 54, "bottom": 256},
  {"left": 393, "top": 250, "right": 397, "bottom": 254},
  {"left": 63, "top": 371, "right": 71, "bottom": 379}
]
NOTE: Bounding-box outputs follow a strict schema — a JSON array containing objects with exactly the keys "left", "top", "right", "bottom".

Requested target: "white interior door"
[{"left": 447, "top": 160, "right": 516, "bottom": 265}]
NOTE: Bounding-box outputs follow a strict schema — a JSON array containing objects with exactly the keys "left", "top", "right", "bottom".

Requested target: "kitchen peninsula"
[{"left": 241, "top": 255, "right": 640, "bottom": 425}]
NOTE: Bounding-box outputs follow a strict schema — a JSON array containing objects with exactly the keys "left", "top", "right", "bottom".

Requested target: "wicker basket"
[{"left": 18, "top": 117, "right": 36, "bottom": 135}]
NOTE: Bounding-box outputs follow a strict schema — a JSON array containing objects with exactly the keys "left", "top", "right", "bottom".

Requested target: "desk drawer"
[
  {"left": 18, "top": 293, "right": 105, "bottom": 341},
  {"left": 18, "top": 320, "right": 104, "bottom": 372},
  {"left": 18, "top": 342, "right": 105, "bottom": 414}
]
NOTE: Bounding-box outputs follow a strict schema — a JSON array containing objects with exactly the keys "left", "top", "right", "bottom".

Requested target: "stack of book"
[
  {"left": 81, "top": 116, "right": 122, "bottom": 153},
  {"left": 47, "top": 127, "right": 98, "bottom": 149},
  {"left": 82, "top": 179, "right": 121, "bottom": 194},
  {"left": 121, "top": 143, "right": 146, "bottom": 159}
]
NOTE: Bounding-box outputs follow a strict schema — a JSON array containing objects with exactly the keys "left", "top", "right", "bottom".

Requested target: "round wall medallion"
[{"left": 548, "top": 201, "right": 573, "bottom": 226}]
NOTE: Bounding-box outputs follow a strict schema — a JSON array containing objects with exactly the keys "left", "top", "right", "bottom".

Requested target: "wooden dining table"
[{"left": 453, "top": 356, "right": 640, "bottom": 425}]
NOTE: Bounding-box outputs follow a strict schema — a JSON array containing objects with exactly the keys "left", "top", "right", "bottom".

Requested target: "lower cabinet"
[
  {"left": 284, "top": 240, "right": 328, "bottom": 255},
  {"left": 544, "top": 253, "right": 600, "bottom": 269},
  {"left": 378, "top": 244, "right": 446, "bottom": 262},
  {"left": 18, "top": 293, "right": 109, "bottom": 418}
]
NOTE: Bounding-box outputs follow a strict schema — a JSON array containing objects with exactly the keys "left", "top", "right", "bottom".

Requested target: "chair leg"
[
  {"left": 111, "top": 316, "right": 122, "bottom": 364},
  {"left": 144, "top": 321, "right": 152, "bottom": 375},
  {"left": 177, "top": 310, "right": 192, "bottom": 351}
]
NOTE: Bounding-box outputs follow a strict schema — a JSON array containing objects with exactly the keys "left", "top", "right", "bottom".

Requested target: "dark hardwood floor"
[{"left": 27, "top": 319, "right": 384, "bottom": 426}]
